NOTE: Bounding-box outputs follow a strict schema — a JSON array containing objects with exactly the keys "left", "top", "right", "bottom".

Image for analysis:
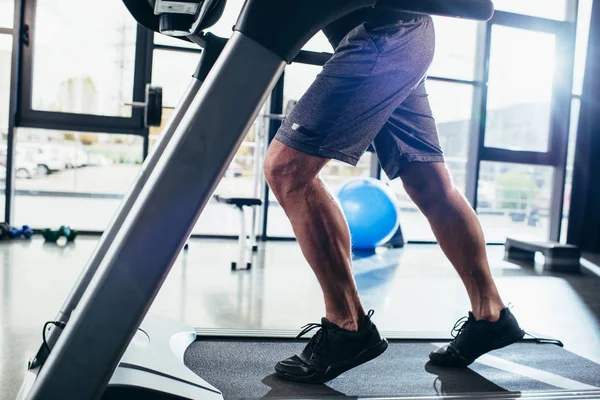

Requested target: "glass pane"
[
  {"left": 31, "top": 0, "right": 137, "bottom": 117},
  {"left": 192, "top": 120, "right": 265, "bottom": 235},
  {"left": 149, "top": 49, "right": 201, "bottom": 161},
  {"left": 0, "top": 34, "right": 10, "bottom": 221},
  {"left": 150, "top": 48, "right": 267, "bottom": 236},
  {"left": 477, "top": 162, "right": 554, "bottom": 242},
  {"left": 492, "top": 0, "right": 569, "bottom": 21},
  {"left": 561, "top": 98, "right": 580, "bottom": 242},
  {"left": 151, "top": 50, "right": 201, "bottom": 109},
  {"left": 485, "top": 26, "right": 557, "bottom": 152},
  {"left": 154, "top": 33, "right": 201, "bottom": 50},
  {"left": 381, "top": 81, "right": 474, "bottom": 242},
  {"left": 283, "top": 63, "right": 322, "bottom": 106},
  {"left": 14, "top": 129, "right": 143, "bottom": 230},
  {"left": 207, "top": 0, "right": 244, "bottom": 38},
  {"left": 429, "top": 16, "right": 478, "bottom": 81},
  {"left": 428, "top": 81, "right": 474, "bottom": 196},
  {"left": 573, "top": 0, "right": 593, "bottom": 95},
  {"left": 1, "top": 34, "right": 11, "bottom": 137},
  {"left": 0, "top": 0, "right": 14, "bottom": 28},
  {"left": 304, "top": 31, "right": 333, "bottom": 53}
]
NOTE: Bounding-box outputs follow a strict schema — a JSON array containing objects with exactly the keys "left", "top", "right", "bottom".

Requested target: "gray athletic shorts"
[{"left": 274, "top": 16, "right": 443, "bottom": 179}]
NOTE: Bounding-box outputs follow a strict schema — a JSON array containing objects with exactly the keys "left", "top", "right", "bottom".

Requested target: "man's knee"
[
  {"left": 263, "top": 140, "right": 326, "bottom": 197},
  {"left": 400, "top": 162, "right": 456, "bottom": 212}
]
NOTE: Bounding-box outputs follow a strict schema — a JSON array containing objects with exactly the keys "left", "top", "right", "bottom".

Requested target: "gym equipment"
[
  {"left": 183, "top": 339, "right": 600, "bottom": 399},
  {"left": 338, "top": 178, "right": 401, "bottom": 250},
  {"left": 41, "top": 226, "right": 78, "bottom": 244},
  {"left": 125, "top": 84, "right": 169, "bottom": 127},
  {"left": 9, "top": 225, "right": 34, "bottom": 239},
  {"left": 17, "top": 1, "right": 495, "bottom": 399},
  {"left": 504, "top": 237, "right": 581, "bottom": 273},
  {"left": 0, "top": 223, "right": 34, "bottom": 240},
  {"left": 215, "top": 195, "right": 262, "bottom": 270}
]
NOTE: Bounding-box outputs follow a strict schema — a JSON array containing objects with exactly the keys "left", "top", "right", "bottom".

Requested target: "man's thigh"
[{"left": 274, "top": 17, "right": 435, "bottom": 168}]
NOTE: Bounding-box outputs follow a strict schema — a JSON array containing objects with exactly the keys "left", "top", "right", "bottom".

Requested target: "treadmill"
[{"left": 16, "top": 0, "right": 495, "bottom": 399}]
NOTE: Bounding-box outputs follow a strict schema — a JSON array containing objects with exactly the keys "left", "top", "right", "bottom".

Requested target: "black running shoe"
[
  {"left": 275, "top": 310, "right": 388, "bottom": 384},
  {"left": 429, "top": 307, "right": 525, "bottom": 368}
]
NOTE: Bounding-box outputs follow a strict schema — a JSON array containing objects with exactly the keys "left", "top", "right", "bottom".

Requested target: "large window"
[
  {"left": 573, "top": 0, "right": 594, "bottom": 95},
  {"left": 0, "top": 0, "right": 13, "bottom": 28},
  {"left": 477, "top": 162, "right": 554, "bottom": 242},
  {"left": 429, "top": 17, "right": 479, "bottom": 81},
  {"left": 485, "top": 26, "right": 557, "bottom": 153},
  {"left": 30, "top": 0, "right": 137, "bottom": 117},
  {"left": 2, "top": 0, "right": 589, "bottom": 244},
  {"left": 0, "top": 34, "right": 11, "bottom": 138},
  {"left": 12, "top": 129, "right": 143, "bottom": 231}
]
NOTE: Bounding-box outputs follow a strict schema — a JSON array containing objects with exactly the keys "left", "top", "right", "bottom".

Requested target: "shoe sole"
[
  {"left": 429, "top": 329, "right": 526, "bottom": 368},
  {"left": 275, "top": 338, "right": 389, "bottom": 384}
]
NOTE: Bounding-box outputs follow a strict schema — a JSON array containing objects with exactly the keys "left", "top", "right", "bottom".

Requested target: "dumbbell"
[
  {"left": 42, "top": 226, "right": 78, "bottom": 243},
  {"left": 9, "top": 225, "right": 34, "bottom": 239}
]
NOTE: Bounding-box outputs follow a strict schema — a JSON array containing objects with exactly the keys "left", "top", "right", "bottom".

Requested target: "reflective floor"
[{"left": 1, "top": 238, "right": 600, "bottom": 399}]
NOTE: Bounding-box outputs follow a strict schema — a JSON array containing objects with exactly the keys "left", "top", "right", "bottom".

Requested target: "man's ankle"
[
  {"left": 326, "top": 309, "right": 367, "bottom": 332},
  {"left": 472, "top": 302, "right": 505, "bottom": 322}
]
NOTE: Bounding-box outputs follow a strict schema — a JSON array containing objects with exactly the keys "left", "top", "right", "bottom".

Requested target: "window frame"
[
  {"left": 4, "top": 0, "right": 20, "bottom": 221},
  {"left": 16, "top": 0, "right": 154, "bottom": 135},
  {"left": 472, "top": 10, "right": 578, "bottom": 241}
]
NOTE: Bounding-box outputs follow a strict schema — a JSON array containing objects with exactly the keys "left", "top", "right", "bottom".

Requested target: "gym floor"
[{"left": 1, "top": 238, "right": 600, "bottom": 399}]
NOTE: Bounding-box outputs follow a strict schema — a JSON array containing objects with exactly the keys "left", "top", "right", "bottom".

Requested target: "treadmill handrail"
[
  {"left": 124, "top": 0, "right": 494, "bottom": 41},
  {"left": 375, "top": 0, "right": 494, "bottom": 21}
]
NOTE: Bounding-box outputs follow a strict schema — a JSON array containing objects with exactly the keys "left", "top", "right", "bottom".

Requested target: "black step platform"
[
  {"left": 504, "top": 238, "right": 581, "bottom": 273},
  {"left": 184, "top": 339, "right": 600, "bottom": 399}
]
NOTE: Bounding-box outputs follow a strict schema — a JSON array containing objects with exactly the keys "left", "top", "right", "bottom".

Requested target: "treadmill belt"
[{"left": 184, "top": 339, "right": 600, "bottom": 399}]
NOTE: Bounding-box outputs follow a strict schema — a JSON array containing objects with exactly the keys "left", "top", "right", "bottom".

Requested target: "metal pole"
[
  {"left": 261, "top": 74, "right": 284, "bottom": 241},
  {"left": 5, "top": 0, "right": 24, "bottom": 224},
  {"left": 237, "top": 206, "right": 246, "bottom": 268}
]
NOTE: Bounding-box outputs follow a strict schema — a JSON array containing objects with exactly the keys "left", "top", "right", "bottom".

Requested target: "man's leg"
[
  {"left": 264, "top": 140, "right": 365, "bottom": 331},
  {"left": 264, "top": 17, "right": 434, "bottom": 382},
  {"left": 264, "top": 140, "right": 388, "bottom": 384},
  {"left": 397, "top": 161, "right": 524, "bottom": 367},
  {"left": 400, "top": 162, "right": 504, "bottom": 321}
]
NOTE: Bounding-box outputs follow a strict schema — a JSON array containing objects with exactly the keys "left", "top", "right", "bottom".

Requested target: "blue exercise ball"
[{"left": 337, "top": 178, "right": 400, "bottom": 250}]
